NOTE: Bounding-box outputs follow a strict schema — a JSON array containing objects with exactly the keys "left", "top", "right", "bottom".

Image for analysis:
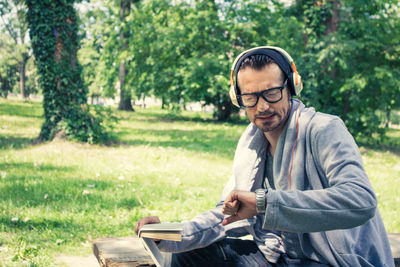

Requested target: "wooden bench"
[
  {"left": 391, "top": 233, "right": 400, "bottom": 267},
  {"left": 93, "top": 233, "right": 400, "bottom": 266},
  {"left": 93, "top": 236, "right": 154, "bottom": 267}
]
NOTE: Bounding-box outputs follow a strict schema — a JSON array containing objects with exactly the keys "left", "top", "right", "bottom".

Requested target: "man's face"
[{"left": 237, "top": 63, "right": 291, "bottom": 134}]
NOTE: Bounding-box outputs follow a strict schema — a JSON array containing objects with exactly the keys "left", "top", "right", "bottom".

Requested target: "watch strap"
[{"left": 255, "top": 188, "right": 268, "bottom": 214}]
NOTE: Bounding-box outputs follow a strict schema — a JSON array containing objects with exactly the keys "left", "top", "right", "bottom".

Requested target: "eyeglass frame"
[{"left": 238, "top": 79, "right": 288, "bottom": 108}]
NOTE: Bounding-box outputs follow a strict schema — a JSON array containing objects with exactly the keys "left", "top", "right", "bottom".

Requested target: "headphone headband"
[{"left": 229, "top": 46, "right": 303, "bottom": 108}]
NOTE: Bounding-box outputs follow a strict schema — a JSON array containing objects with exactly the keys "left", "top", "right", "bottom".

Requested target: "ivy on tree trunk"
[{"left": 25, "top": 0, "right": 108, "bottom": 143}]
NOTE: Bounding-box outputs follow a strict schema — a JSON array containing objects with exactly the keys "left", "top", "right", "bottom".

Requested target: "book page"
[
  {"left": 140, "top": 231, "right": 182, "bottom": 241},
  {"left": 139, "top": 223, "right": 183, "bottom": 233}
]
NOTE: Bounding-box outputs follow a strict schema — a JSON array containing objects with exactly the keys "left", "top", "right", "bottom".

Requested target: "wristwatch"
[{"left": 255, "top": 188, "right": 268, "bottom": 214}]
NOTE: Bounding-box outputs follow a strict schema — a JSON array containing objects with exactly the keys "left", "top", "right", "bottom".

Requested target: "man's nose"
[{"left": 257, "top": 96, "right": 270, "bottom": 111}]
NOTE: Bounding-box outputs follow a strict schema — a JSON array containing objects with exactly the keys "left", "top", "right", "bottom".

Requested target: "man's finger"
[
  {"left": 223, "top": 208, "right": 236, "bottom": 215},
  {"left": 222, "top": 215, "right": 240, "bottom": 226},
  {"left": 232, "top": 200, "right": 239, "bottom": 210},
  {"left": 223, "top": 202, "right": 238, "bottom": 214},
  {"left": 224, "top": 190, "right": 239, "bottom": 203},
  {"left": 135, "top": 221, "right": 143, "bottom": 234},
  {"left": 135, "top": 216, "right": 161, "bottom": 235}
]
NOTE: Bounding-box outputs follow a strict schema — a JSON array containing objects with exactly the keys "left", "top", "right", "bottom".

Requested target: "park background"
[{"left": 1, "top": 0, "right": 399, "bottom": 266}]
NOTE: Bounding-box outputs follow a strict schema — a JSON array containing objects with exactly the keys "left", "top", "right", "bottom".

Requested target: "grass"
[
  {"left": 0, "top": 98, "right": 244, "bottom": 266},
  {"left": 0, "top": 97, "right": 399, "bottom": 266}
]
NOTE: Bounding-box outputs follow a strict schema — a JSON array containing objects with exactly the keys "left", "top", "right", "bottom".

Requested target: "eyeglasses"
[{"left": 238, "top": 80, "right": 287, "bottom": 108}]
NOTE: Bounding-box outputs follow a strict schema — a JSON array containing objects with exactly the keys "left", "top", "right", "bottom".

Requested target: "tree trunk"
[
  {"left": 161, "top": 97, "right": 167, "bottom": 109},
  {"left": 325, "top": 0, "right": 340, "bottom": 35},
  {"left": 300, "top": 0, "right": 341, "bottom": 40},
  {"left": 342, "top": 89, "right": 352, "bottom": 120},
  {"left": 0, "top": 73, "right": 6, "bottom": 98},
  {"left": 19, "top": 54, "right": 29, "bottom": 98},
  {"left": 215, "top": 98, "right": 232, "bottom": 121},
  {"left": 118, "top": 0, "right": 134, "bottom": 111},
  {"left": 118, "top": 82, "right": 133, "bottom": 110},
  {"left": 385, "top": 107, "right": 391, "bottom": 128}
]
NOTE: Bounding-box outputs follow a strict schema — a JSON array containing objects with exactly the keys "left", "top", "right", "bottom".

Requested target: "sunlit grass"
[
  {"left": 361, "top": 149, "right": 400, "bottom": 232},
  {"left": 0, "top": 99, "right": 240, "bottom": 265},
  {"left": 0, "top": 98, "right": 399, "bottom": 265},
  {"left": 0, "top": 99, "right": 43, "bottom": 150}
]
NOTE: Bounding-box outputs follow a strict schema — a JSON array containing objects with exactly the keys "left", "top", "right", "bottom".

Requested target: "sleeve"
[
  {"left": 263, "top": 117, "right": 377, "bottom": 233},
  {"left": 157, "top": 202, "right": 227, "bottom": 253}
]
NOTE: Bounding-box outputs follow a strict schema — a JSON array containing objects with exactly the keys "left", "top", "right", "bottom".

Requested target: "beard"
[{"left": 253, "top": 102, "right": 291, "bottom": 133}]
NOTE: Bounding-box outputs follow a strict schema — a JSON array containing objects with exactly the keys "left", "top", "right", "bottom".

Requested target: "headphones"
[{"left": 229, "top": 46, "right": 303, "bottom": 108}]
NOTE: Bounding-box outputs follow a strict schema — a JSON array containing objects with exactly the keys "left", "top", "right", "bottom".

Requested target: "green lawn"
[{"left": 0, "top": 98, "right": 399, "bottom": 266}]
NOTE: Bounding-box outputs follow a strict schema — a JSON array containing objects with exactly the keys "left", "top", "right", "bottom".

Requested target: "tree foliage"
[
  {"left": 297, "top": 0, "right": 400, "bottom": 141},
  {"left": 0, "top": 45, "right": 19, "bottom": 97},
  {"left": 80, "top": 0, "right": 302, "bottom": 119}
]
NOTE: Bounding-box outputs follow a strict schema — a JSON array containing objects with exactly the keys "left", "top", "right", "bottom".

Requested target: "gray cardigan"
[{"left": 159, "top": 100, "right": 394, "bottom": 267}]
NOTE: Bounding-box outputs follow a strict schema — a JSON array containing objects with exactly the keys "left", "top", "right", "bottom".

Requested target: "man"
[{"left": 135, "top": 46, "right": 394, "bottom": 266}]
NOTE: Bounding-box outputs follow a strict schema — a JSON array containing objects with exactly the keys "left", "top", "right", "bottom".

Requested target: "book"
[
  {"left": 139, "top": 222, "right": 183, "bottom": 241},
  {"left": 138, "top": 223, "right": 183, "bottom": 267}
]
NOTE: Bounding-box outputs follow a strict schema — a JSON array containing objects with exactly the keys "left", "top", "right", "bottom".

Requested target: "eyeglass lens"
[{"left": 241, "top": 88, "right": 282, "bottom": 107}]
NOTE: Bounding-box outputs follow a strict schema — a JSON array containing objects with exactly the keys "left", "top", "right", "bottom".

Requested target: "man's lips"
[{"left": 256, "top": 114, "right": 276, "bottom": 120}]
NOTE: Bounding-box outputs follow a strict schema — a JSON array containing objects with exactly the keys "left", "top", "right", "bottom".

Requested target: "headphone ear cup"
[
  {"left": 292, "top": 72, "right": 303, "bottom": 96},
  {"left": 287, "top": 74, "right": 296, "bottom": 96},
  {"left": 229, "top": 85, "right": 240, "bottom": 108}
]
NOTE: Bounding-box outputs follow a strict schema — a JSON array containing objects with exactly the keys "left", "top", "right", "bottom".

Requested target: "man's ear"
[{"left": 287, "top": 87, "right": 292, "bottom": 101}]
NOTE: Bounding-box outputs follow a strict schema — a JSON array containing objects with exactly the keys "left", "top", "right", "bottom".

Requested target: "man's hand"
[
  {"left": 134, "top": 215, "right": 161, "bottom": 235},
  {"left": 222, "top": 190, "right": 257, "bottom": 226}
]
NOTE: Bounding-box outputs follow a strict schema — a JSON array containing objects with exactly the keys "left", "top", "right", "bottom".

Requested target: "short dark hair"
[{"left": 239, "top": 54, "right": 285, "bottom": 83}]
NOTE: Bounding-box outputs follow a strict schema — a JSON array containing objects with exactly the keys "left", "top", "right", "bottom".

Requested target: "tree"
[
  {"left": 296, "top": 0, "right": 400, "bottom": 141},
  {"left": 78, "top": 0, "right": 140, "bottom": 110},
  {"left": 0, "top": 0, "right": 31, "bottom": 98},
  {"left": 117, "top": 0, "right": 137, "bottom": 111},
  {"left": 77, "top": 0, "right": 108, "bottom": 103},
  {"left": 121, "top": 0, "right": 300, "bottom": 120},
  {"left": 180, "top": 0, "right": 233, "bottom": 120},
  {"left": 25, "top": 0, "right": 108, "bottom": 143},
  {"left": 0, "top": 46, "right": 19, "bottom": 98}
]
